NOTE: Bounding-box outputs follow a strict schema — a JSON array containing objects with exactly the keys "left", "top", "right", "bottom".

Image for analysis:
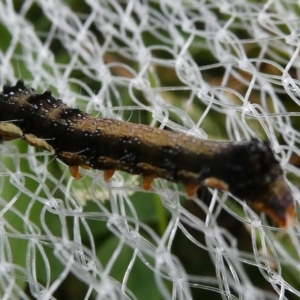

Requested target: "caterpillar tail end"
[{"left": 251, "top": 177, "right": 297, "bottom": 229}]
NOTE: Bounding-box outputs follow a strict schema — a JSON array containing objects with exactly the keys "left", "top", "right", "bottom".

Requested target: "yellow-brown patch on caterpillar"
[
  {"left": 60, "top": 151, "right": 88, "bottom": 164},
  {"left": 0, "top": 122, "right": 23, "bottom": 140},
  {"left": 97, "top": 156, "right": 137, "bottom": 176},
  {"left": 204, "top": 177, "right": 229, "bottom": 191},
  {"left": 81, "top": 164, "right": 91, "bottom": 170},
  {"left": 136, "top": 163, "right": 168, "bottom": 179},
  {"left": 24, "top": 133, "right": 55, "bottom": 153},
  {"left": 177, "top": 170, "right": 199, "bottom": 181}
]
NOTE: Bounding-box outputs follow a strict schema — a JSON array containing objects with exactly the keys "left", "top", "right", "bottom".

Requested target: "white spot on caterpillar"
[
  {"left": 24, "top": 134, "right": 55, "bottom": 153},
  {"left": 0, "top": 122, "right": 23, "bottom": 138}
]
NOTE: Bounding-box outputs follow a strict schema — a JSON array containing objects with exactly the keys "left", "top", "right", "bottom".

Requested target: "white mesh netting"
[{"left": 0, "top": 0, "right": 300, "bottom": 299}]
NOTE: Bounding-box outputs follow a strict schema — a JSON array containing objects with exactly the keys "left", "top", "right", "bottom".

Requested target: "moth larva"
[{"left": 0, "top": 80, "right": 296, "bottom": 228}]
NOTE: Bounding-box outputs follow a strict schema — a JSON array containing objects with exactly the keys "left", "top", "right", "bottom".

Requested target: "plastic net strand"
[{"left": 0, "top": 0, "right": 300, "bottom": 299}]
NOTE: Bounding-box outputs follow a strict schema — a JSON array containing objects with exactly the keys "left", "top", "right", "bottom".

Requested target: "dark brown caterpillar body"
[{"left": 0, "top": 80, "right": 296, "bottom": 227}]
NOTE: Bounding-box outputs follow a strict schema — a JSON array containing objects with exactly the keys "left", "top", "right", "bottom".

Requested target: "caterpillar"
[{"left": 0, "top": 80, "right": 296, "bottom": 228}]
